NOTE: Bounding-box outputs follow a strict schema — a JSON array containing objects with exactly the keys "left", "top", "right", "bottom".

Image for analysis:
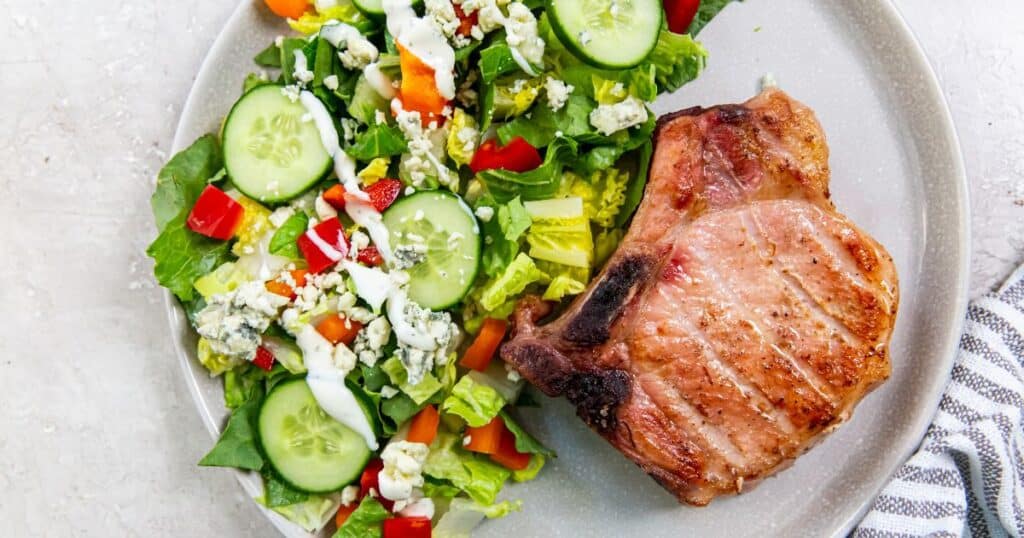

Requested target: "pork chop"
[{"left": 500, "top": 89, "right": 899, "bottom": 506}]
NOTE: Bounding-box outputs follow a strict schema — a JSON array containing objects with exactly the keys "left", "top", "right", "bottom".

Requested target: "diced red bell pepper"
[
  {"left": 490, "top": 427, "right": 532, "bottom": 470},
  {"left": 663, "top": 0, "right": 700, "bottom": 34},
  {"left": 383, "top": 517, "right": 432, "bottom": 538},
  {"left": 252, "top": 346, "right": 276, "bottom": 372},
  {"left": 297, "top": 217, "right": 349, "bottom": 274},
  {"left": 469, "top": 137, "right": 543, "bottom": 174},
  {"left": 358, "top": 458, "right": 394, "bottom": 510},
  {"left": 187, "top": 185, "right": 245, "bottom": 240},
  {"left": 357, "top": 245, "right": 384, "bottom": 267},
  {"left": 453, "top": 3, "right": 478, "bottom": 37},
  {"left": 364, "top": 179, "right": 403, "bottom": 212},
  {"left": 323, "top": 184, "right": 347, "bottom": 210}
]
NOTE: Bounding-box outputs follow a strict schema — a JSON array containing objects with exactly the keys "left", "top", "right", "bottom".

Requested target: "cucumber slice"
[
  {"left": 353, "top": 0, "right": 422, "bottom": 19},
  {"left": 258, "top": 379, "right": 371, "bottom": 493},
  {"left": 223, "top": 85, "right": 332, "bottom": 203},
  {"left": 547, "top": 0, "right": 663, "bottom": 69},
  {"left": 382, "top": 191, "right": 481, "bottom": 310}
]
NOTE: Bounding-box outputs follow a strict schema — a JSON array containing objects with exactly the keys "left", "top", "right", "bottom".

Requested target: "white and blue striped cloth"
[{"left": 856, "top": 265, "right": 1024, "bottom": 537}]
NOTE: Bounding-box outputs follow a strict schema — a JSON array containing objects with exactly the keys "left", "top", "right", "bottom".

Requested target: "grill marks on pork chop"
[{"left": 501, "top": 89, "right": 898, "bottom": 505}]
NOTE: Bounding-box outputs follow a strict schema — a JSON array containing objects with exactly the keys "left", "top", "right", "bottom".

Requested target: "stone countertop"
[{"left": 0, "top": 1, "right": 1020, "bottom": 536}]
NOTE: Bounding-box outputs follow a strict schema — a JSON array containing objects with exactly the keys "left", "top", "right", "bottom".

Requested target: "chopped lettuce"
[
  {"left": 569, "top": 167, "right": 630, "bottom": 228},
  {"left": 381, "top": 356, "right": 443, "bottom": 405},
  {"left": 197, "top": 338, "right": 245, "bottom": 376},
  {"left": 512, "top": 455, "right": 545, "bottom": 482},
  {"left": 261, "top": 336, "right": 306, "bottom": 374},
  {"left": 491, "top": 76, "right": 543, "bottom": 120},
  {"left": 688, "top": 0, "right": 741, "bottom": 35},
  {"left": 231, "top": 195, "right": 274, "bottom": 257},
  {"left": 346, "top": 123, "right": 408, "bottom": 161},
  {"left": 645, "top": 30, "right": 708, "bottom": 94},
  {"left": 193, "top": 262, "right": 251, "bottom": 299},
  {"left": 477, "top": 137, "right": 578, "bottom": 203},
  {"left": 261, "top": 471, "right": 309, "bottom": 508},
  {"left": 499, "top": 410, "right": 555, "bottom": 457},
  {"left": 542, "top": 272, "right": 587, "bottom": 301},
  {"left": 479, "top": 39, "right": 521, "bottom": 84},
  {"left": 263, "top": 493, "right": 342, "bottom": 533},
  {"left": 150, "top": 135, "right": 223, "bottom": 232},
  {"left": 147, "top": 137, "right": 234, "bottom": 302},
  {"left": 268, "top": 212, "right": 309, "bottom": 259},
  {"left": 478, "top": 253, "right": 546, "bottom": 312},
  {"left": 525, "top": 214, "right": 593, "bottom": 268},
  {"left": 333, "top": 496, "right": 389, "bottom": 538},
  {"left": 496, "top": 94, "right": 595, "bottom": 148},
  {"left": 442, "top": 376, "right": 507, "bottom": 427},
  {"left": 424, "top": 432, "right": 511, "bottom": 505},
  {"left": 433, "top": 498, "right": 523, "bottom": 538},
  {"left": 288, "top": 3, "right": 373, "bottom": 35},
  {"left": 594, "top": 228, "right": 624, "bottom": 266},
  {"left": 198, "top": 391, "right": 264, "bottom": 471},
  {"left": 446, "top": 109, "right": 479, "bottom": 166}
]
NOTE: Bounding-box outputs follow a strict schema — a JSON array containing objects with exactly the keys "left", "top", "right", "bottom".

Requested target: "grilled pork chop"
[{"left": 501, "top": 89, "right": 899, "bottom": 505}]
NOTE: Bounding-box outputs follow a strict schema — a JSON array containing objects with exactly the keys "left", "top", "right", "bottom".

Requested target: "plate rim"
[{"left": 162, "top": 1, "right": 971, "bottom": 536}]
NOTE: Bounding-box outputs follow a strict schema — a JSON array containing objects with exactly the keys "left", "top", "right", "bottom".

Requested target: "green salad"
[{"left": 148, "top": 0, "right": 732, "bottom": 534}]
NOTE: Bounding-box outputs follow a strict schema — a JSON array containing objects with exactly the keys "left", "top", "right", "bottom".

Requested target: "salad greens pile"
[{"left": 148, "top": 0, "right": 736, "bottom": 534}]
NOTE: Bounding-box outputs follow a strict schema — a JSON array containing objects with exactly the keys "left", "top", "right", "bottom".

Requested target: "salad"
[{"left": 148, "top": 0, "right": 732, "bottom": 534}]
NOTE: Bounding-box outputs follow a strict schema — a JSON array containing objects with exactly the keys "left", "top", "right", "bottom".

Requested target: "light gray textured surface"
[{"left": 0, "top": 1, "right": 1018, "bottom": 537}]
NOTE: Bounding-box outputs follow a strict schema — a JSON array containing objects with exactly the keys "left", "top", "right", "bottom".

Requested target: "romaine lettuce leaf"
[
  {"left": 197, "top": 338, "right": 245, "bottom": 376},
  {"left": 268, "top": 212, "right": 309, "bottom": 259},
  {"left": 645, "top": 30, "right": 708, "bottom": 94},
  {"left": 424, "top": 432, "right": 511, "bottom": 505},
  {"left": 433, "top": 498, "right": 522, "bottom": 538},
  {"left": 198, "top": 390, "right": 264, "bottom": 471},
  {"left": 477, "top": 253, "right": 546, "bottom": 312},
  {"left": 442, "top": 376, "right": 507, "bottom": 427},
  {"left": 525, "top": 214, "right": 593, "bottom": 268},
  {"left": 477, "top": 137, "right": 578, "bottom": 203},
  {"left": 382, "top": 356, "right": 443, "bottom": 405},
  {"left": 288, "top": 3, "right": 374, "bottom": 35},
  {"left": 346, "top": 123, "right": 408, "bottom": 161},
  {"left": 569, "top": 166, "right": 630, "bottom": 228},
  {"left": 496, "top": 94, "right": 596, "bottom": 148},
  {"left": 148, "top": 215, "right": 233, "bottom": 302},
  {"left": 511, "top": 455, "right": 545, "bottom": 482},
  {"left": 262, "top": 471, "right": 309, "bottom": 508},
  {"left": 333, "top": 497, "right": 389, "bottom": 538},
  {"left": 688, "top": 0, "right": 741, "bottom": 35},
  {"left": 260, "top": 492, "right": 342, "bottom": 533},
  {"left": 499, "top": 410, "right": 555, "bottom": 457},
  {"left": 150, "top": 135, "right": 223, "bottom": 232}
]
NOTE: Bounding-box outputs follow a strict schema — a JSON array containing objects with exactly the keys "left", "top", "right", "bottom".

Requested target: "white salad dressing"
[
  {"left": 306, "top": 227, "right": 346, "bottom": 262},
  {"left": 319, "top": 22, "right": 365, "bottom": 49},
  {"left": 298, "top": 325, "right": 380, "bottom": 450},
  {"left": 298, "top": 90, "right": 394, "bottom": 264},
  {"left": 509, "top": 47, "right": 539, "bottom": 77},
  {"left": 383, "top": 0, "right": 457, "bottom": 99},
  {"left": 342, "top": 260, "right": 395, "bottom": 311},
  {"left": 386, "top": 289, "right": 441, "bottom": 350},
  {"left": 363, "top": 62, "right": 396, "bottom": 99}
]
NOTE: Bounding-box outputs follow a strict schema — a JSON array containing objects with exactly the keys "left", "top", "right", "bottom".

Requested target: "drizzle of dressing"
[
  {"left": 319, "top": 22, "right": 365, "bottom": 49},
  {"left": 297, "top": 91, "right": 394, "bottom": 264},
  {"left": 386, "top": 288, "right": 440, "bottom": 350},
  {"left": 342, "top": 260, "right": 395, "bottom": 311},
  {"left": 509, "top": 47, "right": 539, "bottom": 77},
  {"left": 382, "top": 0, "right": 456, "bottom": 100},
  {"left": 306, "top": 227, "right": 346, "bottom": 262},
  {"left": 298, "top": 325, "right": 379, "bottom": 451}
]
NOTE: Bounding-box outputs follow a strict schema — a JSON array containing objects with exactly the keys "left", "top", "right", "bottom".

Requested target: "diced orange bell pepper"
[
  {"left": 406, "top": 405, "right": 440, "bottom": 445},
  {"left": 316, "top": 314, "right": 363, "bottom": 346},
  {"left": 464, "top": 417, "right": 504, "bottom": 455},
  {"left": 396, "top": 43, "right": 448, "bottom": 124},
  {"left": 490, "top": 427, "right": 532, "bottom": 470},
  {"left": 460, "top": 318, "right": 508, "bottom": 371}
]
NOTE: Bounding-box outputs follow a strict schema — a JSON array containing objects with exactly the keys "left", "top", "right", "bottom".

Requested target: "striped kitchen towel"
[{"left": 855, "top": 264, "right": 1024, "bottom": 537}]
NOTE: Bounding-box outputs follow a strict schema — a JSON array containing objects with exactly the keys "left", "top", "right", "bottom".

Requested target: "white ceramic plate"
[{"left": 165, "top": 1, "right": 970, "bottom": 536}]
